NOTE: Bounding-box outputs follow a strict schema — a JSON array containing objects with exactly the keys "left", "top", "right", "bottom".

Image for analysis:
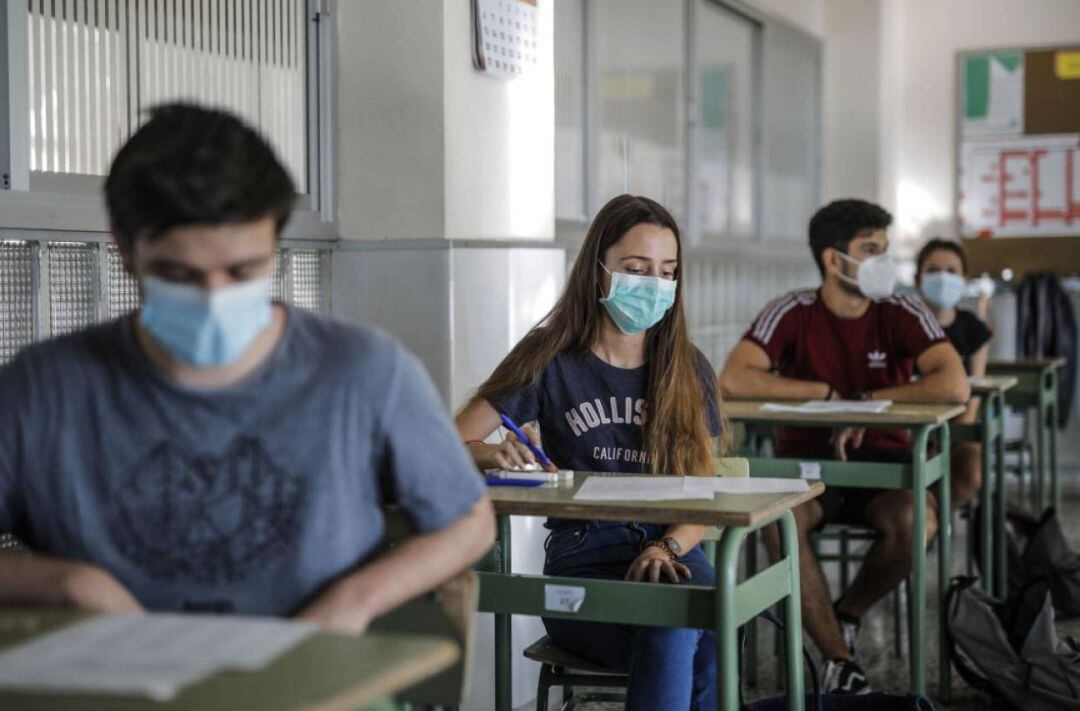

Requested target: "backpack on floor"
[
  {"left": 946, "top": 575, "right": 1080, "bottom": 710},
  {"left": 973, "top": 505, "right": 1080, "bottom": 619}
]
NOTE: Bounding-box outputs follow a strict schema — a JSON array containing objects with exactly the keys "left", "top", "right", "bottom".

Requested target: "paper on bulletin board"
[
  {"left": 962, "top": 52, "right": 1024, "bottom": 136},
  {"left": 1056, "top": 51, "right": 1080, "bottom": 79},
  {"left": 959, "top": 133, "right": 1080, "bottom": 238}
]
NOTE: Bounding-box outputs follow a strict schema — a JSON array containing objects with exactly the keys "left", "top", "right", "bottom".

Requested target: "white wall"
[
  {"left": 822, "top": 0, "right": 880, "bottom": 202},
  {"left": 823, "top": 0, "right": 1080, "bottom": 257},
  {"left": 442, "top": 0, "right": 555, "bottom": 240},
  {"left": 336, "top": 0, "right": 555, "bottom": 243},
  {"left": 336, "top": 1, "right": 446, "bottom": 241}
]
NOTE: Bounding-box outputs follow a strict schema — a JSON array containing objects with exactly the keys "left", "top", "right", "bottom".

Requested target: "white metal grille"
[
  {"left": 104, "top": 244, "right": 141, "bottom": 318},
  {"left": 0, "top": 243, "right": 36, "bottom": 364},
  {"left": 27, "top": 0, "right": 309, "bottom": 190},
  {"left": 270, "top": 248, "right": 287, "bottom": 303},
  {"left": 47, "top": 242, "right": 97, "bottom": 336}
]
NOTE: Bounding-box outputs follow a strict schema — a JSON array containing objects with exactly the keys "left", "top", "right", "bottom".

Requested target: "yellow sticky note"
[{"left": 1055, "top": 51, "right": 1080, "bottom": 79}]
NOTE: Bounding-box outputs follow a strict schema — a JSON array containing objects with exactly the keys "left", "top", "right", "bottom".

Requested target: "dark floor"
[{"left": 530, "top": 469, "right": 1080, "bottom": 710}]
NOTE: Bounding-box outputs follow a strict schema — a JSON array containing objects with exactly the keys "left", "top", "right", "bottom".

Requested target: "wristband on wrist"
[{"left": 824, "top": 384, "right": 834, "bottom": 401}]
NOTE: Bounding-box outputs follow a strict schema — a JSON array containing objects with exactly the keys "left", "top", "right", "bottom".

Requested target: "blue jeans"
[{"left": 542, "top": 521, "right": 717, "bottom": 711}]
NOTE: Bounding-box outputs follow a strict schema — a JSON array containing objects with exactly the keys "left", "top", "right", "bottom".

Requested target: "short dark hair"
[
  {"left": 105, "top": 103, "right": 296, "bottom": 253},
  {"left": 915, "top": 238, "right": 968, "bottom": 276},
  {"left": 808, "top": 199, "right": 892, "bottom": 276}
]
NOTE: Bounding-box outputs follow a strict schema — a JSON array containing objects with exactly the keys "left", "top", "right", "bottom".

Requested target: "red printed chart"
[{"left": 959, "top": 133, "right": 1080, "bottom": 238}]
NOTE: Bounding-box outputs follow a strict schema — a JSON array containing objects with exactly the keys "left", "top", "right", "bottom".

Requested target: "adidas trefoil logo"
[{"left": 867, "top": 351, "right": 887, "bottom": 369}]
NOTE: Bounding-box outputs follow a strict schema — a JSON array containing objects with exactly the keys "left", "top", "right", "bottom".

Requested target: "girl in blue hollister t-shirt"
[{"left": 456, "top": 194, "right": 724, "bottom": 711}]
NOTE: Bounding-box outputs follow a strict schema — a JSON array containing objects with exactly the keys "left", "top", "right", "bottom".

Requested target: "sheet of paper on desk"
[
  {"left": 574, "top": 476, "right": 717, "bottom": 501},
  {"left": 0, "top": 613, "right": 317, "bottom": 701},
  {"left": 760, "top": 399, "right": 892, "bottom": 414},
  {"left": 711, "top": 477, "right": 809, "bottom": 494}
]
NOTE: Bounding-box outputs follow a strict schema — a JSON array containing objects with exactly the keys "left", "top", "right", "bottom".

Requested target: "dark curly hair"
[
  {"left": 808, "top": 199, "right": 892, "bottom": 276},
  {"left": 105, "top": 103, "right": 296, "bottom": 254},
  {"left": 915, "top": 238, "right": 968, "bottom": 277}
]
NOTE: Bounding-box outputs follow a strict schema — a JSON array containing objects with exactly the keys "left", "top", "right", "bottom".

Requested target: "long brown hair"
[{"left": 472, "top": 194, "right": 720, "bottom": 476}]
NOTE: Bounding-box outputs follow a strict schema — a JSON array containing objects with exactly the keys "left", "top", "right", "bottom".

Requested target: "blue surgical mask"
[
  {"left": 921, "top": 271, "right": 966, "bottom": 310},
  {"left": 139, "top": 276, "right": 273, "bottom": 367},
  {"left": 599, "top": 263, "right": 677, "bottom": 335}
]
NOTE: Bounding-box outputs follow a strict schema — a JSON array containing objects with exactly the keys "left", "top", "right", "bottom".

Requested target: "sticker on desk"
[
  {"left": 545, "top": 584, "right": 586, "bottom": 613},
  {"left": 798, "top": 462, "right": 822, "bottom": 481}
]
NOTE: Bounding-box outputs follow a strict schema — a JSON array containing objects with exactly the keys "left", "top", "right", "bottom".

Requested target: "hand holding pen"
[{"left": 492, "top": 414, "right": 558, "bottom": 473}]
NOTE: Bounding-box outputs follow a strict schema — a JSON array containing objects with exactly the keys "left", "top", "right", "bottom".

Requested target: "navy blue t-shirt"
[{"left": 486, "top": 348, "right": 722, "bottom": 474}]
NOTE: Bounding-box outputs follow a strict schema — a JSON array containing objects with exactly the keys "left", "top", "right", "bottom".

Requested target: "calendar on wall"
[{"left": 472, "top": 0, "right": 539, "bottom": 80}]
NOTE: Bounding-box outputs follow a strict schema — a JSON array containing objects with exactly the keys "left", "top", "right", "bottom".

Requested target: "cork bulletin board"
[{"left": 957, "top": 45, "right": 1080, "bottom": 278}]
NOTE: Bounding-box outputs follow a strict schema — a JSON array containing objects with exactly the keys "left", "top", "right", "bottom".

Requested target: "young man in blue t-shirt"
[{"left": 0, "top": 104, "right": 493, "bottom": 631}]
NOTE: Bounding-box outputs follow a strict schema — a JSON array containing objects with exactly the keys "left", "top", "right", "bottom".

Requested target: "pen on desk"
[
  {"left": 484, "top": 476, "right": 545, "bottom": 487},
  {"left": 499, "top": 414, "right": 554, "bottom": 468}
]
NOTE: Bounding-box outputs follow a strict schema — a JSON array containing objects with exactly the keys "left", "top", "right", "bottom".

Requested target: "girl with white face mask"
[{"left": 915, "top": 238, "right": 994, "bottom": 513}]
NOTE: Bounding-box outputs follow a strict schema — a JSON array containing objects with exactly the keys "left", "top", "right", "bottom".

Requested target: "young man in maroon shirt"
[{"left": 719, "top": 199, "right": 969, "bottom": 694}]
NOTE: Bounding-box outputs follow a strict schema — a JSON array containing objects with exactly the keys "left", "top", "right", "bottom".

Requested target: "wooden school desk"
[
  {"left": 986, "top": 357, "right": 1067, "bottom": 513},
  {"left": 722, "top": 401, "right": 965, "bottom": 700},
  {"left": 476, "top": 471, "right": 825, "bottom": 711},
  {"left": 0, "top": 608, "right": 459, "bottom": 711},
  {"left": 953, "top": 376, "right": 1017, "bottom": 598}
]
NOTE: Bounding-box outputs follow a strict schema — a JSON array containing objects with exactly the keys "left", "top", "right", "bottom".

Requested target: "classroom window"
[
  {"left": 554, "top": 0, "right": 821, "bottom": 244},
  {"left": 25, "top": 0, "right": 310, "bottom": 192},
  {"left": 694, "top": 0, "right": 757, "bottom": 242},
  {"left": 594, "top": 0, "right": 688, "bottom": 224}
]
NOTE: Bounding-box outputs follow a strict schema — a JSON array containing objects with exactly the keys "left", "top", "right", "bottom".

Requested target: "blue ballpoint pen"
[
  {"left": 499, "top": 414, "right": 554, "bottom": 468},
  {"left": 484, "top": 476, "right": 545, "bottom": 487}
]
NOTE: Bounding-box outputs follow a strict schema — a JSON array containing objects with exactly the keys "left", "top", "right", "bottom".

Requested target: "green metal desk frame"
[
  {"left": 986, "top": 360, "right": 1063, "bottom": 513},
  {"left": 951, "top": 387, "right": 1009, "bottom": 598},
  {"left": 477, "top": 508, "right": 807, "bottom": 711},
  {"left": 741, "top": 421, "right": 953, "bottom": 701}
]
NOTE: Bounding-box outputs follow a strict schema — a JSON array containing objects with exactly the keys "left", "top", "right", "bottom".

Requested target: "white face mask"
[{"left": 836, "top": 251, "right": 897, "bottom": 301}]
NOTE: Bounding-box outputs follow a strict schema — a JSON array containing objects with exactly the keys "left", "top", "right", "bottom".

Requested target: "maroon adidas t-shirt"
[{"left": 742, "top": 287, "right": 947, "bottom": 457}]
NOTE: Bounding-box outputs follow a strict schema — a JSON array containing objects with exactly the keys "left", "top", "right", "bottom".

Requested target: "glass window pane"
[
  {"left": 762, "top": 28, "right": 820, "bottom": 241},
  {"left": 27, "top": 0, "right": 309, "bottom": 191},
  {"left": 694, "top": 0, "right": 756, "bottom": 242},
  {"left": 554, "top": 0, "right": 585, "bottom": 221},
  {"left": 289, "top": 250, "right": 325, "bottom": 313},
  {"left": 48, "top": 242, "right": 98, "bottom": 336},
  {"left": 104, "top": 245, "right": 140, "bottom": 318},
  {"left": 0, "top": 242, "right": 36, "bottom": 364},
  {"left": 594, "top": 0, "right": 686, "bottom": 222}
]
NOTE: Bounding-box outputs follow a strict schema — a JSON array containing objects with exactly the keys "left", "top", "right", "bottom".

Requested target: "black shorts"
[{"left": 814, "top": 448, "right": 911, "bottom": 529}]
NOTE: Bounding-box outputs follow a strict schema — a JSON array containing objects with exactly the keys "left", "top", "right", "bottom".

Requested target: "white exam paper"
[
  {"left": 0, "top": 613, "right": 317, "bottom": 701},
  {"left": 573, "top": 476, "right": 716, "bottom": 501},
  {"left": 573, "top": 476, "right": 811, "bottom": 501},
  {"left": 711, "top": 477, "right": 810, "bottom": 494},
  {"left": 760, "top": 399, "right": 892, "bottom": 414}
]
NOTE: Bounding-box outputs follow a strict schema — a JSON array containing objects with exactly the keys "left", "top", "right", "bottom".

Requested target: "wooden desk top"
[
  {"left": 987, "top": 357, "right": 1067, "bottom": 371},
  {"left": 0, "top": 609, "right": 458, "bottom": 711},
  {"left": 487, "top": 472, "right": 825, "bottom": 527},
  {"left": 968, "top": 375, "right": 1018, "bottom": 394},
  {"left": 721, "top": 400, "right": 966, "bottom": 427}
]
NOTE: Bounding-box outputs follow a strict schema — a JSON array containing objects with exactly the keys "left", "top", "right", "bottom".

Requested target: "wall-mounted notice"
[
  {"left": 962, "top": 52, "right": 1024, "bottom": 136},
  {"left": 472, "top": 0, "right": 539, "bottom": 80},
  {"left": 959, "top": 133, "right": 1080, "bottom": 237}
]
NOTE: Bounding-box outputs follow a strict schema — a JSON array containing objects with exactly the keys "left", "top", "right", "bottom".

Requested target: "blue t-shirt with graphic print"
[
  {"left": 485, "top": 348, "right": 722, "bottom": 476},
  {"left": 0, "top": 308, "right": 485, "bottom": 616}
]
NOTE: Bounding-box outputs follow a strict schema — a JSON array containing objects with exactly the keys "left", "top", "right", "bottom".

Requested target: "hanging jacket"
[{"left": 1015, "top": 272, "right": 1077, "bottom": 427}]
